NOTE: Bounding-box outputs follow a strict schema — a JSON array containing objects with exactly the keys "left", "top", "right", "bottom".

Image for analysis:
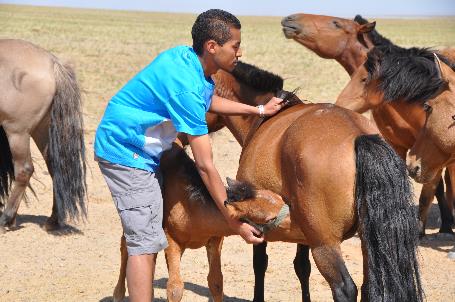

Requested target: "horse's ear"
[
  {"left": 226, "top": 177, "right": 238, "bottom": 188},
  {"left": 358, "top": 21, "right": 376, "bottom": 33},
  {"left": 434, "top": 53, "right": 453, "bottom": 83}
]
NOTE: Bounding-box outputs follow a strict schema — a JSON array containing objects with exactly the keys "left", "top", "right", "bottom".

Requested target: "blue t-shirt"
[{"left": 94, "top": 46, "right": 215, "bottom": 172}]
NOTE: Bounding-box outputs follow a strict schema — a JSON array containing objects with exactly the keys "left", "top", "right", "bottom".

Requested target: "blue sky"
[{"left": 2, "top": 0, "right": 455, "bottom": 17}]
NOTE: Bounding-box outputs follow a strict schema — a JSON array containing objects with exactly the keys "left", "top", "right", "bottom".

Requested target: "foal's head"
[{"left": 407, "top": 56, "right": 455, "bottom": 183}]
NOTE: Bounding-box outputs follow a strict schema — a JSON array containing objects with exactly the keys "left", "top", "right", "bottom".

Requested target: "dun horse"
[
  {"left": 281, "top": 13, "right": 454, "bottom": 235},
  {"left": 0, "top": 39, "right": 87, "bottom": 232},
  {"left": 338, "top": 45, "right": 455, "bottom": 235},
  {"left": 215, "top": 62, "right": 423, "bottom": 301},
  {"left": 112, "top": 142, "right": 288, "bottom": 302},
  {"left": 407, "top": 56, "right": 455, "bottom": 191}
]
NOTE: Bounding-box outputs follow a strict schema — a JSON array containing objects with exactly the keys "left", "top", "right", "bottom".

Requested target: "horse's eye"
[
  {"left": 423, "top": 102, "right": 432, "bottom": 113},
  {"left": 361, "top": 78, "right": 367, "bottom": 83},
  {"left": 333, "top": 20, "right": 342, "bottom": 29},
  {"left": 452, "top": 114, "right": 455, "bottom": 121}
]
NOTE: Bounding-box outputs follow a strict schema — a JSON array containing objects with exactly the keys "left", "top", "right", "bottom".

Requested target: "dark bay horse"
[
  {"left": 338, "top": 45, "right": 455, "bottom": 235},
  {"left": 406, "top": 56, "right": 455, "bottom": 185},
  {"left": 112, "top": 141, "right": 288, "bottom": 302},
  {"left": 282, "top": 13, "right": 454, "bottom": 235},
  {"left": 0, "top": 39, "right": 87, "bottom": 232},
  {"left": 213, "top": 62, "right": 423, "bottom": 301}
]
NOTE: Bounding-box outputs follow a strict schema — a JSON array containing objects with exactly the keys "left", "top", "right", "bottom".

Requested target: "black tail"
[
  {"left": 354, "top": 135, "right": 423, "bottom": 302},
  {"left": 0, "top": 126, "right": 14, "bottom": 207},
  {"left": 50, "top": 59, "right": 87, "bottom": 223}
]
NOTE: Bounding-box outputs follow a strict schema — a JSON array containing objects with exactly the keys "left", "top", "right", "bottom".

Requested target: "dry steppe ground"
[{"left": 1, "top": 4, "right": 455, "bottom": 301}]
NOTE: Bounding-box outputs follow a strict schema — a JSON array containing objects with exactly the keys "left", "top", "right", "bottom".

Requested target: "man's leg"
[{"left": 127, "top": 253, "right": 157, "bottom": 302}]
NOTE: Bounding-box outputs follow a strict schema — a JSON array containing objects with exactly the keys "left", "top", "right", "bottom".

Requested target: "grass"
[{"left": 1, "top": 3, "right": 455, "bottom": 135}]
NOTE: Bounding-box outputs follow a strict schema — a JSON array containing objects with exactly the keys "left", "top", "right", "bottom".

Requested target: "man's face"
[{"left": 214, "top": 27, "right": 242, "bottom": 72}]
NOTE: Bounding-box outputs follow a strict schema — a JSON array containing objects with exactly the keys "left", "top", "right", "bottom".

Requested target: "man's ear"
[{"left": 205, "top": 40, "right": 217, "bottom": 54}]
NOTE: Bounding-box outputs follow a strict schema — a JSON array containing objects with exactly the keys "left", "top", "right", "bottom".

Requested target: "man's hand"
[
  {"left": 263, "top": 96, "right": 284, "bottom": 116},
  {"left": 227, "top": 216, "right": 264, "bottom": 244}
]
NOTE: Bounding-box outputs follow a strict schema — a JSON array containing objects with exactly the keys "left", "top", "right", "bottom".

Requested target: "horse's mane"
[
  {"left": 365, "top": 44, "right": 455, "bottom": 103},
  {"left": 171, "top": 147, "right": 256, "bottom": 203},
  {"left": 354, "top": 15, "right": 393, "bottom": 47},
  {"left": 232, "top": 61, "right": 283, "bottom": 93}
]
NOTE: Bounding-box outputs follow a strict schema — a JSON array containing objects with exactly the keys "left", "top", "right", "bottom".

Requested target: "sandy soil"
[{"left": 1, "top": 128, "right": 454, "bottom": 302}]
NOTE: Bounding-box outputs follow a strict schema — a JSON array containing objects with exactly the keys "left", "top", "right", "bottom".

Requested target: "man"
[{"left": 95, "top": 9, "right": 283, "bottom": 301}]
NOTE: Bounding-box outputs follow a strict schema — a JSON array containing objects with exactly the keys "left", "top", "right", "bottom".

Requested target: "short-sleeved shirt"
[{"left": 94, "top": 46, "right": 215, "bottom": 172}]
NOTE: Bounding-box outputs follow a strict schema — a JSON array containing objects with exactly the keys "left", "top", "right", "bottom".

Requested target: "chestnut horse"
[
  {"left": 214, "top": 62, "right": 423, "bottom": 301},
  {"left": 407, "top": 56, "right": 455, "bottom": 194},
  {"left": 112, "top": 142, "right": 288, "bottom": 302},
  {"left": 338, "top": 45, "right": 455, "bottom": 235},
  {"left": 281, "top": 13, "right": 454, "bottom": 235},
  {"left": 0, "top": 39, "right": 87, "bottom": 233}
]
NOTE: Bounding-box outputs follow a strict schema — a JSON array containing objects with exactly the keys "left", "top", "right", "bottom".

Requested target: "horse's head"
[
  {"left": 224, "top": 177, "right": 286, "bottom": 226},
  {"left": 407, "top": 56, "right": 455, "bottom": 183},
  {"left": 337, "top": 45, "right": 451, "bottom": 114},
  {"left": 281, "top": 13, "right": 375, "bottom": 60}
]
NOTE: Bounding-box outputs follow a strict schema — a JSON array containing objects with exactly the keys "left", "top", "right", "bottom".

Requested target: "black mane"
[
  {"left": 365, "top": 44, "right": 454, "bottom": 103},
  {"left": 354, "top": 15, "right": 393, "bottom": 47},
  {"left": 232, "top": 61, "right": 283, "bottom": 93},
  {"left": 170, "top": 147, "right": 256, "bottom": 203}
]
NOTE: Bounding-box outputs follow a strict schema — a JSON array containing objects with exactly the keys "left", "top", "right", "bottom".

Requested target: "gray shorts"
[{"left": 98, "top": 159, "right": 168, "bottom": 256}]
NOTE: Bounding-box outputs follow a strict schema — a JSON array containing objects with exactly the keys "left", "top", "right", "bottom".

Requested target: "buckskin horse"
[
  {"left": 338, "top": 44, "right": 455, "bottom": 236},
  {"left": 281, "top": 13, "right": 454, "bottom": 236},
  {"left": 213, "top": 62, "right": 423, "bottom": 301},
  {"left": 0, "top": 39, "right": 87, "bottom": 233},
  {"left": 112, "top": 141, "right": 288, "bottom": 302}
]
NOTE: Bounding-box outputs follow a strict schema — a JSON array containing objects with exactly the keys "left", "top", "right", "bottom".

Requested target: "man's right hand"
[{"left": 227, "top": 217, "right": 264, "bottom": 244}]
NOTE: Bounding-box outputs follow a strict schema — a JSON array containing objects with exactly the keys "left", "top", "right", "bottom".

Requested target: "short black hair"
[{"left": 191, "top": 9, "right": 241, "bottom": 56}]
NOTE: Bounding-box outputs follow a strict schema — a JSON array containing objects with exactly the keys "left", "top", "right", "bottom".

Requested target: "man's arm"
[
  {"left": 188, "top": 133, "right": 264, "bottom": 244},
  {"left": 209, "top": 95, "right": 283, "bottom": 116}
]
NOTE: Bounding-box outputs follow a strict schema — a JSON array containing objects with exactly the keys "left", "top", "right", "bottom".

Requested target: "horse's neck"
[
  {"left": 372, "top": 101, "right": 425, "bottom": 151},
  {"left": 337, "top": 44, "right": 369, "bottom": 76},
  {"left": 222, "top": 115, "right": 259, "bottom": 147}
]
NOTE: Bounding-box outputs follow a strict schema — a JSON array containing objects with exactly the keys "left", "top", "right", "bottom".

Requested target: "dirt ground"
[{"left": 1, "top": 128, "right": 454, "bottom": 302}]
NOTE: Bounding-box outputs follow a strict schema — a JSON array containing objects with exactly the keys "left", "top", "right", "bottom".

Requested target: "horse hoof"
[
  {"left": 43, "top": 219, "right": 61, "bottom": 232},
  {"left": 0, "top": 225, "right": 6, "bottom": 234}
]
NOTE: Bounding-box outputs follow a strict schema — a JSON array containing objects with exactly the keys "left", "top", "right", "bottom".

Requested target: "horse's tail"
[
  {"left": 0, "top": 126, "right": 14, "bottom": 207},
  {"left": 354, "top": 134, "right": 423, "bottom": 302},
  {"left": 50, "top": 59, "right": 87, "bottom": 222}
]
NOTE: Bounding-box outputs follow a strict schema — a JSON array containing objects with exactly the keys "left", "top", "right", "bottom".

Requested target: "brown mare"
[
  {"left": 281, "top": 13, "right": 454, "bottom": 235},
  {"left": 213, "top": 62, "right": 423, "bottom": 301},
  {"left": 112, "top": 141, "right": 288, "bottom": 302},
  {"left": 407, "top": 56, "right": 455, "bottom": 199},
  {"left": 338, "top": 44, "right": 455, "bottom": 235},
  {"left": 0, "top": 39, "right": 87, "bottom": 233}
]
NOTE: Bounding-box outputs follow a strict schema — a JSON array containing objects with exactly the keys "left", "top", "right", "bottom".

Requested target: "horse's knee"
[
  {"left": 15, "top": 162, "right": 34, "bottom": 184},
  {"left": 207, "top": 277, "right": 223, "bottom": 301}
]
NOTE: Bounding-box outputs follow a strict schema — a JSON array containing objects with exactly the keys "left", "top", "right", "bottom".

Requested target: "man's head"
[{"left": 192, "top": 9, "right": 242, "bottom": 72}]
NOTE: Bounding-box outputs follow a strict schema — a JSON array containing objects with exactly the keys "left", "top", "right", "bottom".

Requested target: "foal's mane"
[
  {"left": 171, "top": 147, "right": 256, "bottom": 203},
  {"left": 354, "top": 15, "right": 392, "bottom": 47},
  {"left": 365, "top": 44, "right": 455, "bottom": 103},
  {"left": 232, "top": 61, "right": 284, "bottom": 93}
]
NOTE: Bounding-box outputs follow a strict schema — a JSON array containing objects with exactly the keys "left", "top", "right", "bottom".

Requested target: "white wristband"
[{"left": 257, "top": 105, "right": 265, "bottom": 118}]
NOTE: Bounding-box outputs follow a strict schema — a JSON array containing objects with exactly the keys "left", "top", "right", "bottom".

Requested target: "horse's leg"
[
  {"left": 113, "top": 235, "right": 128, "bottom": 302},
  {"left": 445, "top": 167, "right": 455, "bottom": 223},
  {"left": 435, "top": 173, "right": 454, "bottom": 234},
  {"left": 252, "top": 241, "right": 268, "bottom": 302},
  {"left": 206, "top": 236, "right": 224, "bottom": 302},
  {"left": 294, "top": 244, "right": 311, "bottom": 302},
  {"left": 311, "top": 245, "right": 357, "bottom": 302},
  {"left": 165, "top": 235, "right": 185, "bottom": 302},
  {"left": 31, "top": 113, "right": 60, "bottom": 231},
  {"left": 0, "top": 133, "right": 34, "bottom": 233},
  {"left": 417, "top": 172, "right": 440, "bottom": 236}
]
